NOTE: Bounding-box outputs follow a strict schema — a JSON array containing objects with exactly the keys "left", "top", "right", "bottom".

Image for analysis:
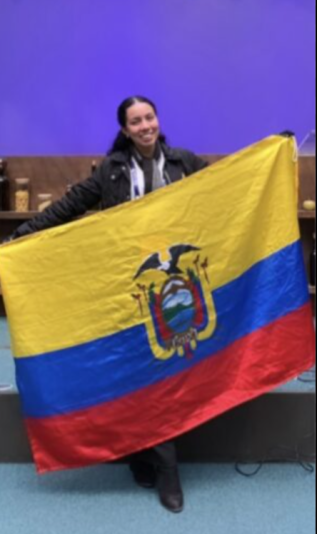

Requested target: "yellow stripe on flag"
[{"left": 0, "top": 136, "right": 299, "bottom": 357}]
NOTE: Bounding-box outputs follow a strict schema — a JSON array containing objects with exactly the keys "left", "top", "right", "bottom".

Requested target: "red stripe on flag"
[{"left": 26, "top": 302, "right": 315, "bottom": 473}]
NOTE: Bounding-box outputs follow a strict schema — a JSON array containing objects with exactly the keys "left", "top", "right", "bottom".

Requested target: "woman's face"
[{"left": 123, "top": 102, "right": 160, "bottom": 153}]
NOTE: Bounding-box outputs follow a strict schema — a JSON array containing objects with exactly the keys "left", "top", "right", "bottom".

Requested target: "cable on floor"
[{"left": 234, "top": 433, "right": 315, "bottom": 477}]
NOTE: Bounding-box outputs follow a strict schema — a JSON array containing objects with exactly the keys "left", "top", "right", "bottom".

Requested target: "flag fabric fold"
[{"left": 0, "top": 136, "right": 315, "bottom": 473}]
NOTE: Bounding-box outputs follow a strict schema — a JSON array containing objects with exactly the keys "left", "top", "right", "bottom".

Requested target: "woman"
[{"left": 10, "top": 96, "right": 208, "bottom": 513}]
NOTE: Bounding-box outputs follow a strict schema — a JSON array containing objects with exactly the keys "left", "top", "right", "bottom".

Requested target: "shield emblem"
[{"left": 132, "top": 245, "right": 217, "bottom": 360}]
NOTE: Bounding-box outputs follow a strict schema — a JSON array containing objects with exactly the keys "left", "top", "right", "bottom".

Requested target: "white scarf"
[{"left": 130, "top": 151, "right": 166, "bottom": 200}]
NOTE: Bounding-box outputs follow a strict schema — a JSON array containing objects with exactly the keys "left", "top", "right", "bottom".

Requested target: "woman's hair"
[{"left": 108, "top": 96, "right": 166, "bottom": 155}]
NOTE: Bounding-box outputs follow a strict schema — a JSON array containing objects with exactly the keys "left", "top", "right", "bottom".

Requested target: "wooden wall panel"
[
  {"left": 3, "top": 156, "right": 103, "bottom": 211},
  {"left": 298, "top": 157, "right": 316, "bottom": 208},
  {"left": 1, "top": 154, "right": 314, "bottom": 211}
]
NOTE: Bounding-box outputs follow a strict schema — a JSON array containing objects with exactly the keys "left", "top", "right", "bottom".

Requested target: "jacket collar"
[{"left": 161, "top": 143, "right": 184, "bottom": 162}]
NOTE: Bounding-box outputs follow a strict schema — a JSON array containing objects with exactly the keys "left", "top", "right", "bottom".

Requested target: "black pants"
[{"left": 131, "top": 440, "right": 177, "bottom": 469}]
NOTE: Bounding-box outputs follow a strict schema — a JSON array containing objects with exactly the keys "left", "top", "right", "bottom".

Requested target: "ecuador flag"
[{"left": 0, "top": 136, "right": 315, "bottom": 473}]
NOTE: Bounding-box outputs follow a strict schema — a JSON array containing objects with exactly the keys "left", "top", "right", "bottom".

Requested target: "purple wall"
[{"left": 0, "top": 0, "right": 315, "bottom": 155}]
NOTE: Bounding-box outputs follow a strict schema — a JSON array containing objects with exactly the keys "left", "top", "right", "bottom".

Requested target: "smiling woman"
[{"left": 4, "top": 95, "right": 209, "bottom": 513}]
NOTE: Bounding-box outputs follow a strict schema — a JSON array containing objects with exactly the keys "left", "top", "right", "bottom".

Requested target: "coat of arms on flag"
[{"left": 132, "top": 244, "right": 216, "bottom": 360}]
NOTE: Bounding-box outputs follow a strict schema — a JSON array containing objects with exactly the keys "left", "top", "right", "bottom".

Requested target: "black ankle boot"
[
  {"left": 157, "top": 466, "right": 184, "bottom": 513},
  {"left": 129, "top": 460, "right": 156, "bottom": 489}
]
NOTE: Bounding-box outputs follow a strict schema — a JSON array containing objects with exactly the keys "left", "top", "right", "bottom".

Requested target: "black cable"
[
  {"left": 297, "top": 368, "right": 316, "bottom": 383},
  {"left": 235, "top": 461, "right": 264, "bottom": 477},
  {"left": 234, "top": 433, "right": 315, "bottom": 477},
  {"left": 268, "top": 445, "right": 315, "bottom": 474}
]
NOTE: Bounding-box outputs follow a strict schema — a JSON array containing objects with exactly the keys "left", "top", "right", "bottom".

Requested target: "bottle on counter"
[
  {"left": 37, "top": 193, "right": 53, "bottom": 212},
  {"left": 15, "top": 178, "right": 30, "bottom": 212},
  {"left": 0, "top": 159, "right": 9, "bottom": 211},
  {"left": 91, "top": 160, "right": 97, "bottom": 174},
  {"left": 310, "top": 233, "right": 316, "bottom": 287},
  {"left": 65, "top": 181, "right": 73, "bottom": 193}
]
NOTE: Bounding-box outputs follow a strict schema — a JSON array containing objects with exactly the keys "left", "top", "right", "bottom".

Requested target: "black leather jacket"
[{"left": 12, "top": 144, "right": 208, "bottom": 239}]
